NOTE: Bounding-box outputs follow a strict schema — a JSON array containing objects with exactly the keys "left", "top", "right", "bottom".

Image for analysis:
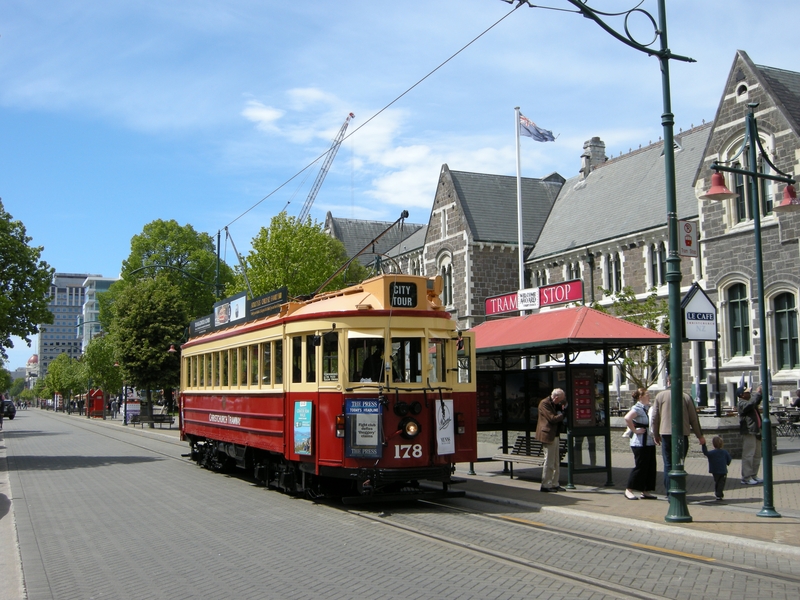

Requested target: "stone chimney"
[{"left": 580, "top": 137, "right": 607, "bottom": 179}]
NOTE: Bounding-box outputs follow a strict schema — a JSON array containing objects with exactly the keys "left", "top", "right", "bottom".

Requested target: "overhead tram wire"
[{"left": 223, "top": 3, "right": 523, "bottom": 230}]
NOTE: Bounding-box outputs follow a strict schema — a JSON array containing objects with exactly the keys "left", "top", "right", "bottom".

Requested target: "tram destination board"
[{"left": 389, "top": 282, "right": 418, "bottom": 308}]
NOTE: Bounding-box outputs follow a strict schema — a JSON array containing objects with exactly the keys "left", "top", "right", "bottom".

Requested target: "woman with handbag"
[{"left": 623, "top": 388, "right": 658, "bottom": 500}]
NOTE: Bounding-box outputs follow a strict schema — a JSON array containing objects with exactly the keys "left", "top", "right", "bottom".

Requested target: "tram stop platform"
[{"left": 450, "top": 437, "right": 800, "bottom": 553}]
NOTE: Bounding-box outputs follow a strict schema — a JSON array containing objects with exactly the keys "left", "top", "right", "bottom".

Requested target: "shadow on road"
[{"left": 6, "top": 455, "right": 165, "bottom": 471}]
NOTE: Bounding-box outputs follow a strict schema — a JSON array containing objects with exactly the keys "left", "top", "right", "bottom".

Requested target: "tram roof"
[{"left": 472, "top": 306, "right": 668, "bottom": 356}]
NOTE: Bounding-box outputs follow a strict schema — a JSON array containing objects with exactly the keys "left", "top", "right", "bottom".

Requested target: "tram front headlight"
[{"left": 399, "top": 417, "right": 420, "bottom": 439}]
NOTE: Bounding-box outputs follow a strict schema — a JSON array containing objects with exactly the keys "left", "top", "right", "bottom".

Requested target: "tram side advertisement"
[{"left": 345, "top": 399, "right": 383, "bottom": 458}]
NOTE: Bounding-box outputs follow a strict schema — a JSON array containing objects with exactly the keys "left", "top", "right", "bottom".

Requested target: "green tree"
[
  {"left": 19, "top": 387, "right": 35, "bottom": 403},
  {"left": 46, "top": 353, "right": 85, "bottom": 411},
  {"left": 0, "top": 199, "right": 55, "bottom": 360},
  {"left": 33, "top": 376, "right": 50, "bottom": 402},
  {"left": 82, "top": 334, "right": 123, "bottom": 402},
  {"left": 114, "top": 276, "right": 190, "bottom": 411},
  {"left": 0, "top": 368, "right": 11, "bottom": 394},
  {"left": 9, "top": 377, "right": 25, "bottom": 398},
  {"left": 118, "top": 219, "right": 235, "bottom": 320},
  {"left": 235, "top": 212, "right": 368, "bottom": 298},
  {"left": 592, "top": 285, "right": 669, "bottom": 390}
]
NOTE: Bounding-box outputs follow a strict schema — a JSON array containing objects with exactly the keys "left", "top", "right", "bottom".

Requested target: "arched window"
[
  {"left": 658, "top": 242, "right": 667, "bottom": 286},
  {"left": 774, "top": 293, "right": 799, "bottom": 369},
  {"left": 728, "top": 283, "right": 750, "bottom": 357},
  {"left": 438, "top": 254, "right": 453, "bottom": 307},
  {"left": 649, "top": 244, "right": 658, "bottom": 287},
  {"left": 567, "top": 261, "right": 580, "bottom": 280},
  {"left": 613, "top": 253, "right": 622, "bottom": 293}
]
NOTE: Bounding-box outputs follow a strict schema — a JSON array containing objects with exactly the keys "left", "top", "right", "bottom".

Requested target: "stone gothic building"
[{"left": 329, "top": 50, "right": 800, "bottom": 403}]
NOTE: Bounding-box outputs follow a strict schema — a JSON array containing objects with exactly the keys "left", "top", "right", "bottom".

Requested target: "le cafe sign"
[{"left": 485, "top": 280, "right": 584, "bottom": 316}]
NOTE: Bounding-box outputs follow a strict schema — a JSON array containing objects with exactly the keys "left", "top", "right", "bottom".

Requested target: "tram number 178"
[{"left": 394, "top": 444, "right": 423, "bottom": 459}]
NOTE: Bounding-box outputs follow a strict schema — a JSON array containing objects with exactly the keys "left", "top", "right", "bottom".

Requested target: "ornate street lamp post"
[
  {"left": 507, "top": 0, "right": 695, "bottom": 522},
  {"left": 700, "top": 103, "right": 797, "bottom": 518}
]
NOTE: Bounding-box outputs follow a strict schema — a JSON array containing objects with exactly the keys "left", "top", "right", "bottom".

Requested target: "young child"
[{"left": 702, "top": 436, "right": 732, "bottom": 501}]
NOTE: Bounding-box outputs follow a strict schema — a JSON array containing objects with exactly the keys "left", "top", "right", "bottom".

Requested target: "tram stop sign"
[{"left": 681, "top": 282, "right": 717, "bottom": 341}]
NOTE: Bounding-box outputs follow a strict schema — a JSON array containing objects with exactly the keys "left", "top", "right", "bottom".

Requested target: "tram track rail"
[
  {"left": 423, "top": 498, "right": 800, "bottom": 587},
  {"left": 345, "top": 499, "right": 800, "bottom": 599}
]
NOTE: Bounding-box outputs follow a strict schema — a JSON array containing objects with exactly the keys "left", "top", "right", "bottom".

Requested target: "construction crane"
[{"left": 297, "top": 112, "right": 355, "bottom": 222}]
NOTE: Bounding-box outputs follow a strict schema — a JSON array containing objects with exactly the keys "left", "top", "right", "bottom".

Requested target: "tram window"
[
  {"left": 275, "top": 340, "right": 283, "bottom": 384},
  {"left": 391, "top": 338, "right": 422, "bottom": 383},
  {"left": 457, "top": 335, "right": 472, "bottom": 384},
  {"left": 306, "top": 335, "right": 317, "bottom": 383},
  {"left": 231, "top": 348, "right": 239, "bottom": 387},
  {"left": 292, "top": 336, "right": 303, "bottom": 383},
  {"left": 213, "top": 352, "right": 220, "bottom": 387},
  {"left": 350, "top": 339, "right": 385, "bottom": 383},
  {"left": 262, "top": 342, "right": 272, "bottom": 386},
  {"left": 428, "top": 340, "right": 446, "bottom": 383},
  {"left": 221, "top": 351, "right": 229, "bottom": 387},
  {"left": 205, "top": 354, "right": 211, "bottom": 387},
  {"left": 249, "top": 345, "right": 259, "bottom": 386},
  {"left": 322, "top": 332, "right": 338, "bottom": 382}
]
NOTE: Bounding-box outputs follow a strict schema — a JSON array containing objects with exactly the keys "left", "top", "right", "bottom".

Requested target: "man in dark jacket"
[
  {"left": 738, "top": 385, "right": 763, "bottom": 485},
  {"left": 535, "top": 388, "right": 567, "bottom": 492}
]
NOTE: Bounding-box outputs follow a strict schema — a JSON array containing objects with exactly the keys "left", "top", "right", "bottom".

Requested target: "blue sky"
[{"left": 2, "top": 0, "right": 798, "bottom": 370}]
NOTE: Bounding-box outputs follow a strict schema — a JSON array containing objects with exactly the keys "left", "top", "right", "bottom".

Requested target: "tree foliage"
[
  {"left": 9, "top": 377, "right": 25, "bottom": 398},
  {"left": 113, "top": 276, "right": 189, "bottom": 399},
  {"left": 46, "top": 353, "right": 86, "bottom": 402},
  {"left": 233, "top": 212, "right": 368, "bottom": 298},
  {"left": 83, "top": 334, "right": 123, "bottom": 399},
  {"left": 592, "top": 285, "right": 669, "bottom": 390},
  {"left": 0, "top": 368, "right": 11, "bottom": 394},
  {"left": 116, "top": 219, "right": 234, "bottom": 321},
  {"left": 0, "top": 199, "right": 55, "bottom": 360}
]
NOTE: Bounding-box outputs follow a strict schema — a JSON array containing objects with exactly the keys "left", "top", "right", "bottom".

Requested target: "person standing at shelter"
[
  {"left": 535, "top": 388, "right": 568, "bottom": 493},
  {"left": 738, "top": 384, "right": 763, "bottom": 485},
  {"left": 651, "top": 383, "right": 705, "bottom": 495},
  {"left": 623, "top": 388, "right": 657, "bottom": 500}
]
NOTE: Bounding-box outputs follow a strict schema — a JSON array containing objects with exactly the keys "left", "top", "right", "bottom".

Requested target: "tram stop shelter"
[{"left": 471, "top": 305, "right": 669, "bottom": 488}]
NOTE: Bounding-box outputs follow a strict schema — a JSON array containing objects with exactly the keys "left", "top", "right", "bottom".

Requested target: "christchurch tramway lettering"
[{"left": 209, "top": 414, "right": 242, "bottom": 425}]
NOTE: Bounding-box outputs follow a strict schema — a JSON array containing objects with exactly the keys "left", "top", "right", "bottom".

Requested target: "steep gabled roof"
[
  {"left": 754, "top": 62, "right": 800, "bottom": 137},
  {"left": 531, "top": 124, "right": 711, "bottom": 260},
  {"left": 694, "top": 51, "right": 800, "bottom": 187},
  {"left": 386, "top": 224, "right": 428, "bottom": 257},
  {"left": 447, "top": 169, "right": 564, "bottom": 246},
  {"left": 325, "top": 212, "right": 425, "bottom": 266}
]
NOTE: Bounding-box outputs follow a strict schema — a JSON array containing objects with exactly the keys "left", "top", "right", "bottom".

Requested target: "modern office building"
[
  {"left": 79, "top": 276, "right": 119, "bottom": 352},
  {"left": 37, "top": 273, "right": 99, "bottom": 377}
]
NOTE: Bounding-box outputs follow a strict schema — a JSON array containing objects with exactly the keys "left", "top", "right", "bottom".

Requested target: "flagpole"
[{"left": 515, "top": 107, "right": 524, "bottom": 295}]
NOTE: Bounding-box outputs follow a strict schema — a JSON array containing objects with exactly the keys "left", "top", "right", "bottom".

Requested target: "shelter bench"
[
  {"left": 492, "top": 435, "right": 568, "bottom": 479},
  {"left": 130, "top": 414, "right": 175, "bottom": 429}
]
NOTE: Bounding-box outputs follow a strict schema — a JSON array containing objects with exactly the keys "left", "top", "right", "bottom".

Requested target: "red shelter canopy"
[{"left": 472, "top": 306, "right": 668, "bottom": 355}]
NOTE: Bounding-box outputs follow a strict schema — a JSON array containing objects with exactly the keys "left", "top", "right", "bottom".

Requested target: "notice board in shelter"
[{"left": 570, "top": 368, "right": 596, "bottom": 428}]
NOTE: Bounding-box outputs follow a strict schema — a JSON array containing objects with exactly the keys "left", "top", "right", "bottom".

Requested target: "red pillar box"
[{"left": 88, "top": 389, "right": 106, "bottom": 418}]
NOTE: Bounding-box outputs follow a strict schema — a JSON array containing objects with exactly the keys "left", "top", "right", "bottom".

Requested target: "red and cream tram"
[{"left": 179, "top": 274, "right": 477, "bottom": 502}]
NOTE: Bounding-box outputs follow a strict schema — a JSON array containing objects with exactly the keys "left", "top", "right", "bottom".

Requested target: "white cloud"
[{"left": 241, "top": 101, "right": 285, "bottom": 132}]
